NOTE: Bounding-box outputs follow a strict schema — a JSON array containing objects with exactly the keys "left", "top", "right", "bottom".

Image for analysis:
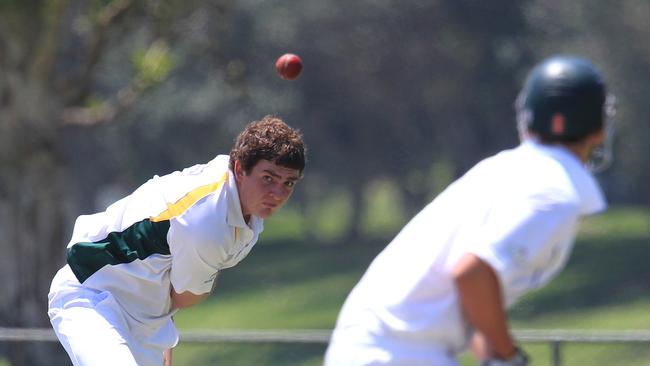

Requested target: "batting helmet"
[{"left": 516, "top": 55, "right": 608, "bottom": 142}]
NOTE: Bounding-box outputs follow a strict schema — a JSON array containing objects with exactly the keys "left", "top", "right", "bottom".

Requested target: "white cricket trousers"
[{"left": 48, "top": 265, "right": 165, "bottom": 366}]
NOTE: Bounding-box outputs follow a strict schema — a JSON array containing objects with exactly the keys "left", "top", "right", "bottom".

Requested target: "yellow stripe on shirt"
[{"left": 150, "top": 172, "right": 228, "bottom": 222}]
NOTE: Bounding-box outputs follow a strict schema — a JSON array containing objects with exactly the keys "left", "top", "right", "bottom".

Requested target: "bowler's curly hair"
[{"left": 229, "top": 116, "right": 306, "bottom": 175}]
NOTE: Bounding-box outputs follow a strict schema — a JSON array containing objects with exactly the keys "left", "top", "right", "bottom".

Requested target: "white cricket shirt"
[
  {"left": 51, "top": 154, "right": 263, "bottom": 350},
  {"left": 328, "top": 140, "right": 605, "bottom": 362}
]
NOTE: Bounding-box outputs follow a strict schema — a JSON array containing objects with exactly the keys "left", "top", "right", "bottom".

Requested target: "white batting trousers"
[{"left": 48, "top": 265, "right": 164, "bottom": 366}]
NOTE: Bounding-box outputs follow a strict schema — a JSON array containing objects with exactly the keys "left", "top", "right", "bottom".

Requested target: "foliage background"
[{"left": 0, "top": 0, "right": 648, "bottom": 364}]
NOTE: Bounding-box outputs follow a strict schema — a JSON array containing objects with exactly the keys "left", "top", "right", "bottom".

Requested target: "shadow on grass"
[
  {"left": 204, "top": 238, "right": 387, "bottom": 305},
  {"left": 511, "top": 235, "right": 650, "bottom": 319},
  {"left": 175, "top": 342, "right": 326, "bottom": 366},
  {"left": 212, "top": 230, "right": 650, "bottom": 321}
]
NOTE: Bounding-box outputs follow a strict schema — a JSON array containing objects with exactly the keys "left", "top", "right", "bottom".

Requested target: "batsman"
[{"left": 325, "top": 55, "right": 616, "bottom": 366}]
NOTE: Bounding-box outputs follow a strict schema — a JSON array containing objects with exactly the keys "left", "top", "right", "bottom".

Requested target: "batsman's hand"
[{"left": 481, "top": 347, "right": 529, "bottom": 366}]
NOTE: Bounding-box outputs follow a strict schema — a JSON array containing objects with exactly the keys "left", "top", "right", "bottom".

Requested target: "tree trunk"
[
  {"left": 0, "top": 81, "right": 70, "bottom": 365},
  {"left": 343, "top": 181, "right": 365, "bottom": 245}
]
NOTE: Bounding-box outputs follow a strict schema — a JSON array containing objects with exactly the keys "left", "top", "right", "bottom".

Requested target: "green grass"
[
  {"left": 175, "top": 241, "right": 379, "bottom": 330},
  {"left": 172, "top": 242, "right": 375, "bottom": 365},
  {"left": 172, "top": 206, "right": 650, "bottom": 365},
  {"left": 509, "top": 206, "right": 650, "bottom": 322}
]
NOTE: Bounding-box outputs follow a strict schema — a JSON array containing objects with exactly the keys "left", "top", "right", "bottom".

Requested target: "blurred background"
[{"left": 0, "top": 0, "right": 648, "bottom": 365}]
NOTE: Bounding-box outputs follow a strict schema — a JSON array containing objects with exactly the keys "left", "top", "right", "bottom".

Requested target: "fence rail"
[
  {"left": 2, "top": 327, "right": 649, "bottom": 344},
  {"left": 2, "top": 328, "right": 649, "bottom": 365}
]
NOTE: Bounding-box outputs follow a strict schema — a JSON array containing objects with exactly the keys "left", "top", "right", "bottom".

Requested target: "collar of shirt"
[
  {"left": 521, "top": 140, "right": 606, "bottom": 215},
  {"left": 225, "top": 166, "right": 264, "bottom": 234}
]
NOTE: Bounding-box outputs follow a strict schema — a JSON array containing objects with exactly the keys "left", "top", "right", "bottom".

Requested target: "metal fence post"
[{"left": 551, "top": 341, "right": 562, "bottom": 366}]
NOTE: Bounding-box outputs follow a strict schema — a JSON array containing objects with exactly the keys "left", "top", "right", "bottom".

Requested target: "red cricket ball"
[{"left": 275, "top": 53, "right": 303, "bottom": 80}]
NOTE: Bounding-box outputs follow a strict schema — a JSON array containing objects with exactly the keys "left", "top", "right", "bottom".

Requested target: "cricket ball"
[{"left": 275, "top": 53, "right": 303, "bottom": 80}]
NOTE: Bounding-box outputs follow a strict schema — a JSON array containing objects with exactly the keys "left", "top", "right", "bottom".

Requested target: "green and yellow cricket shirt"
[{"left": 53, "top": 154, "right": 263, "bottom": 350}]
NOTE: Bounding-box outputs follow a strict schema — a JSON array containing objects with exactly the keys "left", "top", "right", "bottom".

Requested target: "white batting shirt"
[
  {"left": 325, "top": 140, "right": 605, "bottom": 365},
  {"left": 48, "top": 155, "right": 263, "bottom": 361}
]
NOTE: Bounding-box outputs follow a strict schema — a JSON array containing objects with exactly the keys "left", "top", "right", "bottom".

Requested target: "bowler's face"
[{"left": 235, "top": 159, "right": 300, "bottom": 221}]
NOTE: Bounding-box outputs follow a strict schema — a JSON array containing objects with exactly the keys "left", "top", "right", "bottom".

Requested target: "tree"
[
  {"left": 521, "top": 0, "right": 650, "bottom": 204},
  {"left": 238, "top": 0, "right": 533, "bottom": 240},
  {"left": 0, "top": 1, "right": 235, "bottom": 363}
]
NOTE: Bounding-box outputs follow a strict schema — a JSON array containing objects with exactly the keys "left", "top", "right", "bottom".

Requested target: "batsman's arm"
[{"left": 452, "top": 253, "right": 516, "bottom": 360}]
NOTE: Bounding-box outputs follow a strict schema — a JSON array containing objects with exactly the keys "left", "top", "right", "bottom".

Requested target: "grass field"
[{"left": 172, "top": 206, "right": 650, "bottom": 365}]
